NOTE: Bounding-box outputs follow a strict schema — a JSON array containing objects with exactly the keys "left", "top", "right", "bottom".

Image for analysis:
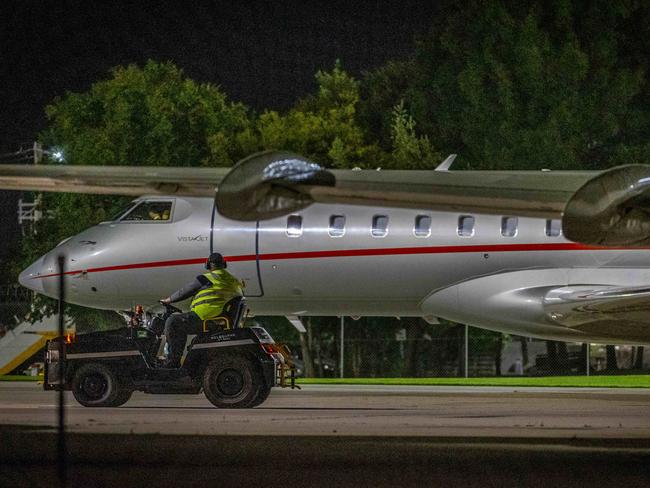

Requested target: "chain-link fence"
[
  {"left": 0, "top": 285, "right": 126, "bottom": 336},
  {"left": 257, "top": 316, "right": 650, "bottom": 378},
  {"left": 2, "top": 293, "right": 649, "bottom": 377},
  {"left": 0, "top": 285, "right": 32, "bottom": 336}
]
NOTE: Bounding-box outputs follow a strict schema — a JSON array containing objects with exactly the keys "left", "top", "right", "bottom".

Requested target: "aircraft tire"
[
  {"left": 202, "top": 355, "right": 261, "bottom": 408},
  {"left": 71, "top": 362, "right": 133, "bottom": 408}
]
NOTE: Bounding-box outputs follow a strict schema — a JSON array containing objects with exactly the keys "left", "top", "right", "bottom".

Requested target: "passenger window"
[
  {"left": 457, "top": 215, "right": 475, "bottom": 237},
  {"left": 286, "top": 215, "right": 303, "bottom": 237},
  {"left": 501, "top": 216, "right": 518, "bottom": 237},
  {"left": 545, "top": 219, "right": 562, "bottom": 237},
  {"left": 372, "top": 215, "right": 389, "bottom": 237},
  {"left": 121, "top": 201, "right": 172, "bottom": 222},
  {"left": 329, "top": 215, "right": 346, "bottom": 237},
  {"left": 414, "top": 215, "right": 432, "bottom": 237}
]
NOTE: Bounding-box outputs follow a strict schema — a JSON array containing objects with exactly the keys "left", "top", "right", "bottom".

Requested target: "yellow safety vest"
[{"left": 190, "top": 270, "right": 243, "bottom": 320}]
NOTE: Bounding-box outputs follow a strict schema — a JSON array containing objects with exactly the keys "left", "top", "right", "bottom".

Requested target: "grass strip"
[
  {"left": 0, "top": 375, "right": 42, "bottom": 382},
  {"left": 4, "top": 374, "right": 650, "bottom": 388},
  {"left": 297, "top": 375, "right": 650, "bottom": 388}
]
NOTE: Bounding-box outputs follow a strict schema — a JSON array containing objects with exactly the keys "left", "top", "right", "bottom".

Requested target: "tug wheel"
[
  {"left": 247, "top": 383, "right": 272, "bottom": 408},
  {"left": 202, "top": 355, "right": 262, "bottom": 408},
  {"left": 71, "top": 363, "right": 133, "bottom": 407}
]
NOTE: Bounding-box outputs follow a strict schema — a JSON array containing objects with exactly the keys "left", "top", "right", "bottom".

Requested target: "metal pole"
[
  {"left": 33, "top": 141, "right": 42, "bottom": 164},
  {"left": 586, "top": 343, "right": 590, "bottom": 377},
  {"left": 57, "top": 255, "right": 67, "bottom": 486},
  {"left": 464, "top": 325, "right": 469, "bottom": 378},
  {"left": 340, "top": 316, "right": 345, "bottom": 378}
]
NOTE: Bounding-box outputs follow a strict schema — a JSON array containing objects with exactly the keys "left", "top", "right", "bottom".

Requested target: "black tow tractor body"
[{"left": 43, "top": 300, "right": 297, "bottom": 408}]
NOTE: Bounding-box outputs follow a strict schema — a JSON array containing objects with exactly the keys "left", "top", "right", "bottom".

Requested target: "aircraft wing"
[
  {"left": 215, "top": 152, "right": 589, "bottom": 220},
  {"left": 4, "top": 151, "right": 650, "bottom": 246},
  {"left": 0, "top": 164, "right": 228, "bottom": 197},
  {"left": 214, "top": 151, "right": 650, "bottom": 247}
]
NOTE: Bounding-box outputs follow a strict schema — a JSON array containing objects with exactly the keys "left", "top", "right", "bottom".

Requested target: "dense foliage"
[{"left": 361, "top": 0, "right": 648, "bottom": 170}]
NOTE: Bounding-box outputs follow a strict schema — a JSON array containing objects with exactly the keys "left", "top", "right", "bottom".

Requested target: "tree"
[
  {"left": 299, "top": 318, "right": 316, "bottom": 378},
  {"left": 256, "top": 61, "right": 386, "bottom": 169},
  {"left": 546, "top": 341, "right": 558, "bottom": 372},
  {"left": 361, "top": 0, "right": 646, "bottom": 170},
  {"left": 389, "top": 101, "right": 441, "bottom": 169},
  {"left": 401, "top": 317, "right": 424, "bottom": 377},
  {"left": 42, "top": 60, "right": 253, "bottom": 168},
  {"left": 634, "top": 346, "right": 645, "bottom": 370},
  {"left": 359, "top": 60, "right": 421, "bottom": 151},
  {"left": 605, "top": 345, "right": 619, "bottom": 372}
]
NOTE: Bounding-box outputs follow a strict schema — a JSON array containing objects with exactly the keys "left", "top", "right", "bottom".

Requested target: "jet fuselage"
[{"left": 19, "top": 196, "right": 650, "bottom": 344}]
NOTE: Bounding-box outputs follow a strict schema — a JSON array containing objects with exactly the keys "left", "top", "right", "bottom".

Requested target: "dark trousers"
[{"left": 164, "top": 311, "right": 202, "bottom": 364}]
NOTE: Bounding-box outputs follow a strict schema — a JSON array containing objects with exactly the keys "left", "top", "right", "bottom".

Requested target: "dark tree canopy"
[
  {"left": 42, "top": 60, "right": 254, "bottom": 168},
  {"left": 361, "top": 0, "right": 648, "bottom": 170}
]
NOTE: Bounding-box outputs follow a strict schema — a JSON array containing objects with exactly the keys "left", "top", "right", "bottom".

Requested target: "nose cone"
[{"left": 19, "top": 256, "right": 46, "bottom": 294}]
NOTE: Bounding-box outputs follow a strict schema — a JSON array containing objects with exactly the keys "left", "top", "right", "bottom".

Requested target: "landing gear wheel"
[
  {"left": 202, "top": 355, "right": 261, "bottom": 408},
  {"left": 71, "top": 363, "right": 133, "bottom": 407}
]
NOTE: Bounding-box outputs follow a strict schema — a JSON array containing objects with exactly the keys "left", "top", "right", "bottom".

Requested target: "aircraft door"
[{"left": 210, "top": 208, "right": 263, "bottom": 297}]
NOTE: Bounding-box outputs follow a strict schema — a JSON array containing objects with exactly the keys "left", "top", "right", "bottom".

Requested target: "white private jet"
[{"left": 3, "top": 151, "right": 650, "bottom": 344}]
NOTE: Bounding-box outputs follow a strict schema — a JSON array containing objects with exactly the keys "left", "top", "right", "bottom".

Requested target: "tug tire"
[
  {"left": 71, "top": 362, "right": 133, "bottom": 408},
  {"left": 202, "top": 355, "right": 261, "bottom": 408},
  {"left": 247, "top": 383, "right": 272, "bottom": 408}
]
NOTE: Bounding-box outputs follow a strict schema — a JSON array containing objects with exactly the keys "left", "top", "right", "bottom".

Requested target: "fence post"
[
  {"left": 586, "top": 343, "right": 590, "bottom": 377},
  {"left": 464, "top": 325, "right": 469, "bottom": 378},
  {"left": 340, "top": 316, "right": 345, "bottom": 378},
  {"left": 57, "top": 255, "right": 67, "bottom": 486}
]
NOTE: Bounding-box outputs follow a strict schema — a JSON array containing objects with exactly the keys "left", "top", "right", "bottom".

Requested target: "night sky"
[{"left": 0, "top": 0, "right": 440, "bottom": 267}]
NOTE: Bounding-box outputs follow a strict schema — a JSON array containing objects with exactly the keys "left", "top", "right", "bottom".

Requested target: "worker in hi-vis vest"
[{"left": 160, "top": 253, "right": 243, "bottom": 367}]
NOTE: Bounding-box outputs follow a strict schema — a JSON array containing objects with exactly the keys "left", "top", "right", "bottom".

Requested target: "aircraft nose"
[{"left": 18, "top": 256, "right": 46, "bottom": 294}]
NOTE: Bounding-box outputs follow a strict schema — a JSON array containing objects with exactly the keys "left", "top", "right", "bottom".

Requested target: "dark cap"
[{"left": 206, "top": 252, "right": 227, "bottom": 270}]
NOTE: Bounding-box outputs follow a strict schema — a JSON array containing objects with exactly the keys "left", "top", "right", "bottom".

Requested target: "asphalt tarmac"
[
  {"left": 2, "top": 382, "right": 650, "bottom": 438},
  {"left": 2, "top": 383, "right": 650, "bottom": 487}
]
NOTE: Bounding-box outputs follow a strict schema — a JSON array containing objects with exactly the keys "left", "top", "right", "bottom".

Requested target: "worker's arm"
[{"left": 162, "top": 275, "right": 210, "bottom": 303}]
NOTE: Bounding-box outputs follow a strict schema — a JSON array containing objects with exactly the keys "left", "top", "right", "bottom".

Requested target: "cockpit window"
[
  {"left": 110, "top": 202, "right": 140, "bottom": 221},
  {"left": 121, "top": 201, "right": 173, "bottom": 222}
]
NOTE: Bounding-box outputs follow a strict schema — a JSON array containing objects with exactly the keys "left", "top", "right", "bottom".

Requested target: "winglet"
[{"left": 435, "top": 154, "right": 457, "bottom": 172}]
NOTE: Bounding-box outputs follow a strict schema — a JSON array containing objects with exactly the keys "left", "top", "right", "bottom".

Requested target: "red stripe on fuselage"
[
  {"left": 35, "top": 257, "right": 210, "bottom": 280},
  {"left": 31, "top": 242, "right": 621, "bottom": 280},
  {"left": 255, "top": 242, "right": 604, "bottom": 261}
]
